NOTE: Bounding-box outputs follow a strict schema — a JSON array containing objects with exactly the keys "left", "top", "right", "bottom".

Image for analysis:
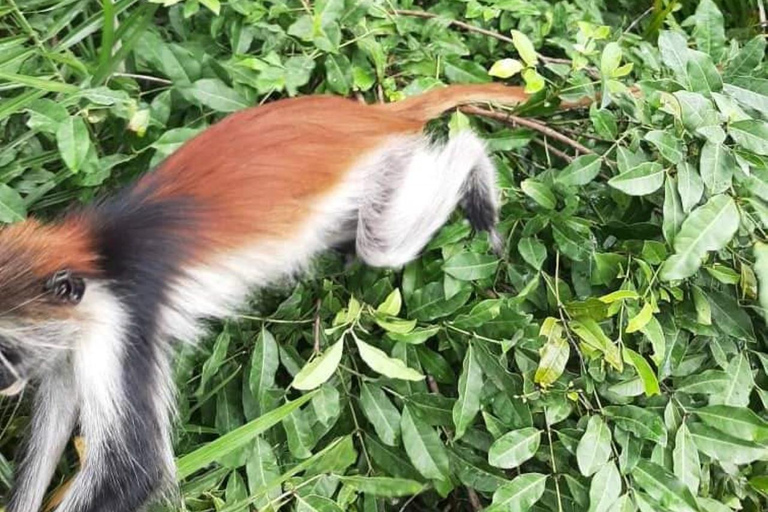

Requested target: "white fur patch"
[{"left": 7, "top": 365, "right": 77, "bottom": 512}]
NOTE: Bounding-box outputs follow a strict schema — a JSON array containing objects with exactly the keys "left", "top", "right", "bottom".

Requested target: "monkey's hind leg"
[{"left": 356, "top": 131, "right": 501, "bottom": 268}]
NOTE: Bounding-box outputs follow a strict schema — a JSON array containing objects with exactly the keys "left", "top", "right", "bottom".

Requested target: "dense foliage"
[{"left": 1, "top": 0, "right": 767, "bottom": 511}]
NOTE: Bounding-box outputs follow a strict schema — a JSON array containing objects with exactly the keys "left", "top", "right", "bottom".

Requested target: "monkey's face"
[
  {"left": 0, "top": 269, "right": 86, "bottom": 396},
  {"left": 0, "top": 219, "right": 97, "bottom": 396}
]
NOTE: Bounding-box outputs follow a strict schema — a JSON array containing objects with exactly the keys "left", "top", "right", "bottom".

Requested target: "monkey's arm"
[{"left": 7, "top": 364, "right": 78, "bottom": 512}]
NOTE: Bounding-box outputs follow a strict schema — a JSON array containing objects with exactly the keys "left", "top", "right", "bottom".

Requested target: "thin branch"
[
  {"left": 533, "top": 138, "right": 573, "bottom": 163},
  {"left": 467, "top": 489, "right": 483, "bottom": 511},
  {"left": 391, "top": 9, "right": 599, "bottom": 77},
  {"left": 624, "top": 7, "right": 653, "bottom": 35},
  {"left": 313, "top": 298, "right": 322, "bottom": 353},
  {"left": 461, "top": 105, "right": 594, "bottom": 156},
  {"left": 111, "top": 72, "right": 172, "bottom": 85}
]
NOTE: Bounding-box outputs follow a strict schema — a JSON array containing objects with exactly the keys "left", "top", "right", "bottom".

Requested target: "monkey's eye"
[{"left": 45, "top": 270, "right": 85, "bottom": 305}]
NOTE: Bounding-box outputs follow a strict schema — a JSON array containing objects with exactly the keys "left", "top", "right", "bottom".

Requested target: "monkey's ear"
[{"left": 44, "top": 270, "right": 85, "bottom": 305}]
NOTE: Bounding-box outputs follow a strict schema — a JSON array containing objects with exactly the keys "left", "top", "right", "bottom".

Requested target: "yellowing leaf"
[
  {"left": 355, "top": 337, "right": 425, "bottom": 381},
  {"left": 511, "top": 30, "right": 538, "bottom": 66},
  {"left": 488, "top": 58, "right": 524, "bottom": 78},
  {"left": 291, "top": 339, "right": 344, "bottom": 391},
  {"left": 535, "top": 336, "right": 569, "bottom": 388},
  {"left": 376, "top": 289, "right": 402, "bottom": 317},
  {"left": 626, "top": 302, "right": 653, "bottom": 333}
]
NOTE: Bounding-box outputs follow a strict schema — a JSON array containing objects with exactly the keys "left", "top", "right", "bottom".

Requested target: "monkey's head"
[{"left": 0, "top": 218, "right": 98, "bottom": 396}]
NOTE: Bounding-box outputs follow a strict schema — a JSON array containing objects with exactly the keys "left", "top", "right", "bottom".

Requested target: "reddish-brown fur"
[{"left": 0, "top": 84, "right": 530, "bottom": 283}]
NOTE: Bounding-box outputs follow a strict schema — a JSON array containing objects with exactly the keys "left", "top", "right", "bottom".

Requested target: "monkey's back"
[{"left": 135, "top": 96, "right": 424, "bottom": 257}]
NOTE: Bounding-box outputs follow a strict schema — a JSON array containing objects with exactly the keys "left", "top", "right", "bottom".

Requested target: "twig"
[
  {"left": 624, "top": 7, "right": 653, "bottom": 35},
  {"left": 467, "top": 489, "right": 483, "bottom": 511},
  {"left": 758, "top": 0, "right": 766, "bottom": 28},
  {"left": 391, "top": 10, "right": 600, "bottom": 77},
  {"left": 313, "top": 298, "right": 322, "bottom": 353},
  {"left": 533, "top": 138, "right": 573, "bottom": 163},
  {"left": 461, "top": 105, "right": 595, "bottom": 156},
  {"left": 112, "top": 72, "right": 172, "bottom": 85}
]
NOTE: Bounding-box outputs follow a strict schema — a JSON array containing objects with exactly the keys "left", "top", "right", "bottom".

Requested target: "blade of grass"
[
  {"left": 99, "top": 0, "right": 116, "bottom": 69},
  {"left": 176, "top": 391, "right": 317, "bottom": 480},
  {"left": 218, "top": 436, "right": 348, "bottom": 512},
  {"left": 0, "top": 89, "right": 45, "bottom": 121},
  {"left": 93, "top": 3, "right": 158, "bottom": 84},
  {"left": 55, "top": 0, "right": 138, "bottom": 51},
  {"left": 0, "top": 71, "right": 79, "bottom": 94}
]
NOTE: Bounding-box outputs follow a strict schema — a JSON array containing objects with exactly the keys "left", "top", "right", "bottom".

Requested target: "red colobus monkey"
[{"left": 0, "top": 84, "right": 529, "bottom": 512}]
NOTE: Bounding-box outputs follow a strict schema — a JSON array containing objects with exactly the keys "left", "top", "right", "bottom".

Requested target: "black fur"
[{"left": 75, "top": 183, "right": 200, "bottom": 512}]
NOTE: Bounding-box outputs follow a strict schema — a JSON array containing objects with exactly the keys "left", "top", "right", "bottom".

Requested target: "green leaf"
[
  {"left": 608, "top": 162, "right": 665, "bottom": 196},
  {"left": 283, "top": 407, "right": 315, "bottom": 459},
  {"left": 688, "top": 423, "right": 768, "bottom": 465},
  {"left": 520, "top": 179, "right": 556, "bottom": 209},
  {"left": 693, "top": 405, "right": 768, "bottom": 442},
  {"left": 631, "top": 460, "right": 699, "bottom": 512},
  {"left": 692, "top": 0, "right": 725, "bottom": 60},
  {"left": 249, "top": 328, "right": 279, "bottom": 415},
  {"left": 623, "top": 348, "right": 660, "bottom": 397},
  {"left": 755, "top": 242, "right": 768, "bottom": 322},
  {"left": 488, "top": 427, "right": 541, "bottom": 469},
  {"left": 674, "top": 91, "right": 720, "bottom": 132},
  {"left": 724, "top": 36, "right": 766, "bottom": 78},
  {"left": 729, "top": 120, "right": 768, "bottom": 156},
  {"left": 577, "top": 415, "right": 612, "bottom": 477},
  {"left": 355, "top": 337, "right": 425, "bottom": 381},
  {"left": 400, "top": 405, "right": 450, "bottom": 481},
  {"left": 186, "top": 79, "right": 248, "bottom": 112},
  {"left": 443, "top": 252, "right": 499, "bottom": 281},
  {"left": 444, "top": 57, "right": 491, "bottom": 84},
  {"left": 588, "top": 461, "right": 621, "bottom": 512},
  {"left": 673, "top": 423, "right": 700, "bottom": 495},
  {"left": 26, "top": 99, "right": 68, "bottom": 134},
  {"left": 360, "top": 383, "right": 401, "bottom": 447},
  {"left": 291, "top": 339, "right": 343, "bottom": 391},
  {"left": 511, "top": 30, "right": 538, "bottom": 66},
  {"left": 600, "top": 42, "right": 622, "bottom": 78},
  {"left": 676, "top": 162, "right": 703, "bottom": 213},
  {"left": 658, "top": 31, "right": 691, "bottom": 87},
  {"left": 677, "top": 370, "right": 731, "bottom": 395},
  {"left": 453, "top": 343, "right": 483, "bottom": 440},
  {"left": 486, "top": 473, "right": 547, "bottom": 512},
  {"left": 700, "top": 142, "right": 735, "bottom": 194},
  {"left": 663, "top": 175, "right": 684, "bottom": 244},
  {"left": 0, "top": 185, "right": 26, "bottom": 224},
  {"left": 176, "top": 392, "right": 317, "bottom": 479},
  {"left": 518, "top": 237, "right": 547, "bottom": 270},
  {"left": 660, "top": 194, "right": 740, "bottom": 281},
  {"left": 590, "top": 106, "right": 618, "bottom": 140},
  {"left": 324, "top": 54, "right": 352, "bottom": 96},
  {"left": 489, "top": 58, "right": 524, "bottom": 78},
  {"left": 557, "top": 154, "right": 602, "bottom": 186},
  {"left": 685, "top": 50, "right": 722, "bottom": 96},
  {"left": 603, "top": 405, "right": 666, "bottom": 444},
  {"left": 708, "top": 291, "right": 756, "bottom": 343},
  {"left": 246, "top": 437, "right": 280, "bottom": 508},
  {"left": 645, "top": 130, "right": 683, "bottom": 164},
  {"left": 56, "top": 116, "right": 91, "bottom": 173},
  {"left": 338, "top": 476, "right": 424, "bottom": 498},
  {"left": 710, "top": 351, "right": 754, "bottom": 406}
]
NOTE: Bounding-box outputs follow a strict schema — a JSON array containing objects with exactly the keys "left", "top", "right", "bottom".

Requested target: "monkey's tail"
[{"left": 377, "top": 84, "right": 529, "bottom": 122}]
